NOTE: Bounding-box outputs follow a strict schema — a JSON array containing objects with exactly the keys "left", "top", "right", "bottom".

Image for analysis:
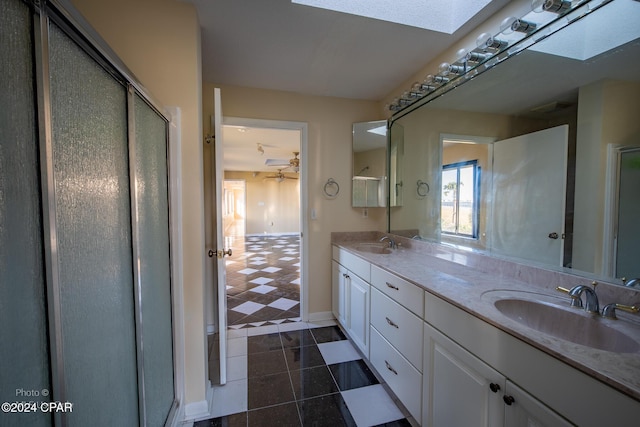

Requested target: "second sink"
[
  {"left": 353, "top": 242, "right": 392, "bottom": 254},
  {"left": 485, "top": 291, "right": 640, "bottom": 353}
]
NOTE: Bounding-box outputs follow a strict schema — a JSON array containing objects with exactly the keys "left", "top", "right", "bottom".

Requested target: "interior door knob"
[
  {"left": 548, "top": 232, "right": 559, "bottom": 239},
  {"left": 217, "top": 248, "right": 232, "bottom": 259}
]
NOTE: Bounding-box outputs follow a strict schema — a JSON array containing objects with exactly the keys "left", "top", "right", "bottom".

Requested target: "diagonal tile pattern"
[{"left": 225, "top": 234, "right": 301, "bottom": 328}]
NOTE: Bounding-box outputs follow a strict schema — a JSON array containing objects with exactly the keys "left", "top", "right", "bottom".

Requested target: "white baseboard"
[
  {"left": 307, "top": 311, "right": 334, "bottom": 322},
  {"left": 183, "top": 397, "right": 210, "bottom": 422}
]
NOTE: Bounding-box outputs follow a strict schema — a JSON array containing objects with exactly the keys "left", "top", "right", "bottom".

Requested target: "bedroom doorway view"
[{"left": 222, "top": 122, "right": 303, "bottom": 329}]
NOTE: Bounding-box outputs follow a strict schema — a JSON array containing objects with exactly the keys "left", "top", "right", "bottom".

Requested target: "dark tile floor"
[
  {"left": 225, "top": 234, "right": 301, "bottom": 328},
  {"left": 196, "top": 325, "right": 413, "bottom": 427}
]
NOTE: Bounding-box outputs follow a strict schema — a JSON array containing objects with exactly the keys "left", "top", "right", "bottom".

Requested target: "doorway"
[{"left": 213, "top": 117, "right": 308, "bottom": 331}]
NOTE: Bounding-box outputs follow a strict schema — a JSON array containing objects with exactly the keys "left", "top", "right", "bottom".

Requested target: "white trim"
[
  {"left": 166, "top": 106, "right": 186, "bottom": 425},
  {"left": 183, "top": 399, "right": 210, "bottom": 421},
  {"left": 221, "top": 117, "right": 309, "bottom": 322}
]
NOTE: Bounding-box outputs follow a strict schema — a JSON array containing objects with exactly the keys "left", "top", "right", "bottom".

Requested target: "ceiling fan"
[
  {"left": 264, "top": 169, "right": 298, "bottom": 183},
  {"left": 265, "top": 151, "right": 300, "bottom": 172}
]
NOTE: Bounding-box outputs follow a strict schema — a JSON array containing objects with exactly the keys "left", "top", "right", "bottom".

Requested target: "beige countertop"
[{"left": 332, "top": 232, "right": 640, "bottom": 402}]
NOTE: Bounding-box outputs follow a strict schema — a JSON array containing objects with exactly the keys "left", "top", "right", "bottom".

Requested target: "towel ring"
[
  {"left": 324, "top": 178, "right": 340, "bottom": 198},
  {"left": 417, "top": 180, "right": 430, "bottom": 198}
]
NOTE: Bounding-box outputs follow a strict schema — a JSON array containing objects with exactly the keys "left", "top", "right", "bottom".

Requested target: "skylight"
[
  {"left": 529, "top": 0, "right": 640, "bottom": 61},
  {"left": 292, "top": 0, "right": 494, "bottom": 34}
]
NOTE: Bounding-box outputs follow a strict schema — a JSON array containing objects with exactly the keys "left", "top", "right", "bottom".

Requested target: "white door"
[
  {"left": 491, "top": 125, "right": 568, "bottom": 266},
  {"left": 423, "top": 324, "right": 505, "bottom": 427},
  {"left": 213, "top": 88, "right": 232, "bottom": 384},
  {"left": 348, "top": 274, "right": 370, "bottom": 355}
]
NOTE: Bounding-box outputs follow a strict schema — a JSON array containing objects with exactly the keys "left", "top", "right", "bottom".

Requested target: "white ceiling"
[
  {"left": 222, "top": 125, "right": 301, "bottom": 172},
  {"left": 186, "top": 0, "right": 510, "bottom": 101}
]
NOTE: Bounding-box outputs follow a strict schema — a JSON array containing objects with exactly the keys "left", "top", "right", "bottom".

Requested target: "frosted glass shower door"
[
  {"left": 0, "top": 1, "right": 51, "bottom": 425},
  {"left": 133, "top": 94, "right": 175, "bottom": 426},
  {"left": 49, "top": 23, "right": 139, "bottom": 426}
]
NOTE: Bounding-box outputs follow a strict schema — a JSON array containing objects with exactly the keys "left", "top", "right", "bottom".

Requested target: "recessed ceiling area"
[
  {"left": 292, "top": 0, "right": 494, "bottom": 34},
  {"left": 187, "top": 0, "right": 509, "bottom": 100}
]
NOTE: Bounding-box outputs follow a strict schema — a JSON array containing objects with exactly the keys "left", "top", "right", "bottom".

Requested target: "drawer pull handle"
[
  {"left": 385, "top": 360, "right": 398, "bottom": 375},
  {"left": 503, "top": 395, "right": 515, "bottom": 406},
  {"left": 489, "top": 383, "right": 500, "bottom": 393},
  {"left": 386, "top": 282, "right": 399, "bottom": 290},
  {"left": 385, "top": 317, "right": 399, "bottom": 328}
]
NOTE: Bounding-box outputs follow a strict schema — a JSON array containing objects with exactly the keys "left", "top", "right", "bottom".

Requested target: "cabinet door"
[
  {"left": 348, "top": 274, "right": 370, "bottom": 356},
  {"left": 331, "top": 261, "right": 348, "bottom": 326},
  {"left": 423, "top": 324, "right": 505, "bottom": 427},
  {"left": 504, "top": 381, "right": 573, "bottom": 427}
]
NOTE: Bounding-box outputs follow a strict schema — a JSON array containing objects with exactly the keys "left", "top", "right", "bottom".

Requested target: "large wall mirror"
[{"left": 388, "top": 0, "right": 640, "bottom": 288}]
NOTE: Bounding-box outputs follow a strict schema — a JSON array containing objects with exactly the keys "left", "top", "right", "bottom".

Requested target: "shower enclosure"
[{"left": 1, "top": 0, "right": 176, "bottom": 425}]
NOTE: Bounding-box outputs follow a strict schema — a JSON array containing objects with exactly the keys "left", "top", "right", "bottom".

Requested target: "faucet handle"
[
  {"left": 555, "top": 286, "right": 583, "bottom": 308},
  {"left": 601, "top": 303, "right": 640, "bottom": 320}
]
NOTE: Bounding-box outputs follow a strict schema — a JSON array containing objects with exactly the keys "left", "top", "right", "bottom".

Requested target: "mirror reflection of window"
[{"left": 441, "top": 161, "right": 480, "bottom": 238}]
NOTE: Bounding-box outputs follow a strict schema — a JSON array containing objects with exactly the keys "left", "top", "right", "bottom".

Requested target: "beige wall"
[
  {"left": 573, "top": 80, "right": 640, "bottom": 274},
  {"left": 72, "top": 0, "right": 206, "bottom": 407},
  {"left": 225, "top": 171, "right": 301, "bottom": 235},
  {"left": 204, "top": 84, "right": 386, "bottom": 314}
]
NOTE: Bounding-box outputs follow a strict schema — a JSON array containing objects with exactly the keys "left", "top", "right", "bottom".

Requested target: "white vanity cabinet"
[
  {"left": 331, "top": 246, "right": 371, "bottom": 356},
  {"left": 423, "top": 293, "right": 639, "bottom": 427},
  {"left": 423, "top": 324, "right": 571, "bottom": 427}
]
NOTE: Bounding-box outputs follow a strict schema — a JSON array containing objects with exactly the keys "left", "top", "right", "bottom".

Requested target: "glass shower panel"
[
  {"left": 133, "top": 94, "right": 175, "bottom": 426},
  {"left": 48, "top": 23, "right": 138, "bottom": 425},
  {"left": 0, "top": 1, "right": 51, "bottom": 425}
]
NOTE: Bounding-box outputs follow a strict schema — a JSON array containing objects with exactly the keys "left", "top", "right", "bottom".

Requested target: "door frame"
[{"left": 223, "top": 117, "right": 309, "bottom": 322}]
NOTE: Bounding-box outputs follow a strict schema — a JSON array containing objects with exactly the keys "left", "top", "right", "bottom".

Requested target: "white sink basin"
[
  {"left": 353, "top": 242, "right": 392, "bottom": 254},
  {"left": 483, "top": 290, "right": 640, "bottom": 353}
]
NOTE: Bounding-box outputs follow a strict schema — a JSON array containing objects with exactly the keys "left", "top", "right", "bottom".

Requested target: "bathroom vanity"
[{"left": 331, "top": 232, "right": 640, "bottom": 427}]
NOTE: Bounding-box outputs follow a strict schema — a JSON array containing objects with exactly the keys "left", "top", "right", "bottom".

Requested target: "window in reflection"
[{"left": 441, "top": 160, "right": 480, "bottom": 238}]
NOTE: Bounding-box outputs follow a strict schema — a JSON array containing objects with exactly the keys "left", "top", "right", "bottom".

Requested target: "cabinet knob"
[
  {"left": 503, "top": 395, "right": 515, "bottom": 406},
  {"left": 489, "top": 383, "right": 500, "bottom": 393}
]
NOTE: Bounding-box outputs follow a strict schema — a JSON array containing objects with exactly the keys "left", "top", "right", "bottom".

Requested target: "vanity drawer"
[
  {"left": 371, "top": 288, "right": 423, "bottom": 370},
  {"left": 370, "top": 327, "right": 422, "bottom": 421},
  {"left": 371, "top": 264, "right": 423, "bottom": 316},
  {"left": 332, "top": 246, "right": 370, "bottom": 282}
]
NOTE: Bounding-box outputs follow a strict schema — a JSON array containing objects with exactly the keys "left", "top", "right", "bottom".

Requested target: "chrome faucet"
[
  {"left": 556, "top": 282, "right": 599, "bottom": 314},
  {"left": 379, "top": 236, "right": 397, "bottom": 249},
  {"left": 622, "top": 277, "right": 640, "bottom": 288},
  {"left": 568, "top": 284, "right": 600, "bottom": 314}
]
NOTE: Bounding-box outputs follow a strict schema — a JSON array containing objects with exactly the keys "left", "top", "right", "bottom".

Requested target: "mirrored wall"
[{"left": 388, "top": 0, "right": 640, "bottom": 286}]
